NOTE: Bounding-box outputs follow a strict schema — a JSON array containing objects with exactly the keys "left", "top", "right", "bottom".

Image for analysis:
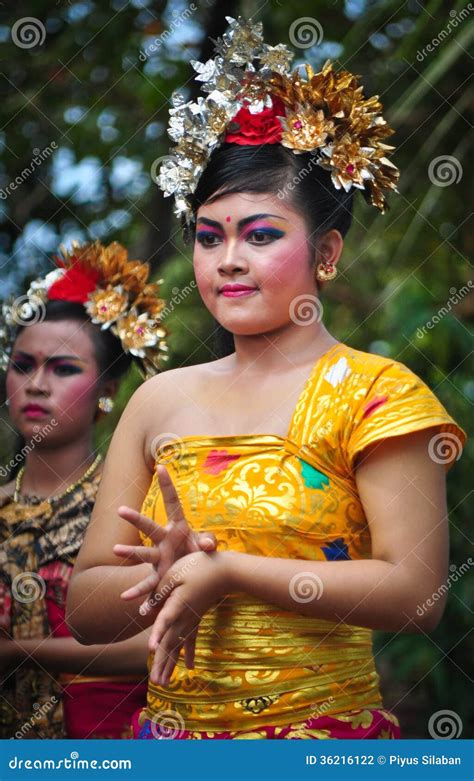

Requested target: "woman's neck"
[
  {"left": 19, "top": 438, "right": 97, "bottom": 499},
  {"left": 230, "top": 322, "right": 338, "bottom": 374}
]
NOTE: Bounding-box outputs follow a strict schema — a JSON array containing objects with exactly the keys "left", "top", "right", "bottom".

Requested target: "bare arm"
[
  {"left": 3, "top": 630, "right": 150, "bottom": 676},
  {"left": 66, "top": 377, "right": 163, "bottom": 643},
  {"left": 67, "top": 372, "right": 215, "bottom": 644}
]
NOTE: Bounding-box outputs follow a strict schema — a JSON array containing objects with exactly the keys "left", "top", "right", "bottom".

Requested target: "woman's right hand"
[{"left": 113, "top": 464, "right": 216, "bottom": 615}]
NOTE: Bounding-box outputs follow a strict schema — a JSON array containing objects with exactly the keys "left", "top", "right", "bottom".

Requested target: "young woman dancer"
[{"left": 67, "top": 20, "right": 466, "bottom": 740}]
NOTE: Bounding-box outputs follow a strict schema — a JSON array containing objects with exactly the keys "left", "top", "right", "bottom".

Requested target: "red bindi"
[{"left": 225, "top": 216, "right": 231, "bottom": 222}]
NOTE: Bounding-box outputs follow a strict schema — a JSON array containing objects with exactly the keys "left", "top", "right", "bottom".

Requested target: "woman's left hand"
[{"left": 147, "top": 550, "right": 232, "bottom": 687}]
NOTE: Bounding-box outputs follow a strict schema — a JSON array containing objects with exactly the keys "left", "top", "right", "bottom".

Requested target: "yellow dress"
[{"left": 137, "top": 342, "right": 466, "bottom": 738}]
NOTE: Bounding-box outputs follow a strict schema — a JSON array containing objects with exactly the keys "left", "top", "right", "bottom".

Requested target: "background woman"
[
  {"left": 0, "top": 240, "right": 167, "bottom": 738},
  {"left": 67, "top": 21, "right": 466, "bottom": 740}
]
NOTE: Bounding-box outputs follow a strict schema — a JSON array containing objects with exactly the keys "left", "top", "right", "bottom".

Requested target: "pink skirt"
[{"left": 130, "top": 707, "right": 401, "bottom": 740}]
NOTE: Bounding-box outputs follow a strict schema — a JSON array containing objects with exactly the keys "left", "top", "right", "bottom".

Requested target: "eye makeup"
[
  {"left": 196, "top": 214, "right": 287, "bottom": 243},
  {"left": 241, "top": 221, "right": 285, "bottom": 240},
  {"left": 10, "top": 352, "right": 86, "bottom": 375}
]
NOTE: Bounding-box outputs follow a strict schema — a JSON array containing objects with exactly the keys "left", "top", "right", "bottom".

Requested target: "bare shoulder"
[
  {"left": 141, "top": 360, "right": 230, "bottom": 461},
  {"left": 142, "top": 359, "right": 231, "bottom": 404}
]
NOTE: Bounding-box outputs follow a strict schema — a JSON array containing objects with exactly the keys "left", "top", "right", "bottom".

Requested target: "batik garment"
[{"left": 0, "top": 471, "right": 147, "bottom": 738}]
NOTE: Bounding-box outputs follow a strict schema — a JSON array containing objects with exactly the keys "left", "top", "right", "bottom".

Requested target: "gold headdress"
[
  {"left": 157, "top": 16, "right": 399, "bottom": 222},
  {"left": 0, "top": 241, "right": 169, "bottom": 378}
]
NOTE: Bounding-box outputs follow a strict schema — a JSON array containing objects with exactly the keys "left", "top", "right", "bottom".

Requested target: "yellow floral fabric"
[{"left": 139, "top": 343, "right": 466, "bottom": 733}]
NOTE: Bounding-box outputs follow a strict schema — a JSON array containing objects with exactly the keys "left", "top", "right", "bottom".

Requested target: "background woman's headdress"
[
  {"left": 157, "top": 16, "right": 399, "bottom": 223},
  {"left": 1, "top": 241, "right": 169, "bottom": 378}
]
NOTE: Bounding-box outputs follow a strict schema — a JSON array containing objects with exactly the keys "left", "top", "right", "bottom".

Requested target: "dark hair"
[
  {"left": 13, "top": 299, "right": 132, "bottom": 382},
  {"left": 185, "top": 143, "right": 355, "bottom": 357}
]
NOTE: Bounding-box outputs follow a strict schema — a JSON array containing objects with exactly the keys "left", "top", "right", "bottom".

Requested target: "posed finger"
[
  {"left": 117, "top": 506, "right": 166, "bottom": 545},
  {"left": 184, "top": 628, "right": 198, "bottom": 669},
  {"left": 138, "top": 591, "right": 163, "bottom": 618},
  {"left": 195, "top": 531, "right": 217, "bottom": 552},
  {"left": 156, "top": 465, "right": 187, "bottom": 526},
  {"left": 113, "top": 544, "right": 162, "bottom": 565},
  {"left": 149, "top": 640, "right": 168, "bottom": 684},
  {"left": 150, "top": 634, "right": 180, "bottom": 685},
  {"left": 160, "top": 649, "right": 181, "bottom": 687},
  {"left": 120, "top": 570, "right": 159, "bottom": 601},
  {"left": 148, "top": 595, "right": 184, "bottom": 650}
]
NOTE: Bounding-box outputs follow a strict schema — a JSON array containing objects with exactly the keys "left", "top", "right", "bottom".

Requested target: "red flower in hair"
[
  {"left": 47, "top": 263, "right": 101, "bottom": 304},
  {"left": 225, "top": 96, "right": 286, "bottom": 146}
]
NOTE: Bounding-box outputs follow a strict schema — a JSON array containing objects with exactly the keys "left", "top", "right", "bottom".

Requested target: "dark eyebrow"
[
  {"left": 196, "top": 213, "right": 289, "bottom": 231},
  {"left": 13, "top": 351, "right": 85, "bottom": 363}
]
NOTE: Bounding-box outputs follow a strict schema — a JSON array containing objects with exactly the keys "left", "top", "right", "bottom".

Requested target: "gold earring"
[
  {"left": 315, "top": 259, "right": 337, "bottom": 282},
  {"left": 98, "top": 396, "right": 114, "bottom": 414}
]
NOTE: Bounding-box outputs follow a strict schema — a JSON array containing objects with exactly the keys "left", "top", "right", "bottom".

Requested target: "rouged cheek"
[
  {"left": 260, "top": 240, "right": 309, "bottom": 286},
  {"left": 55, "top": 376, "right": 98, "bottom": 414}
]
